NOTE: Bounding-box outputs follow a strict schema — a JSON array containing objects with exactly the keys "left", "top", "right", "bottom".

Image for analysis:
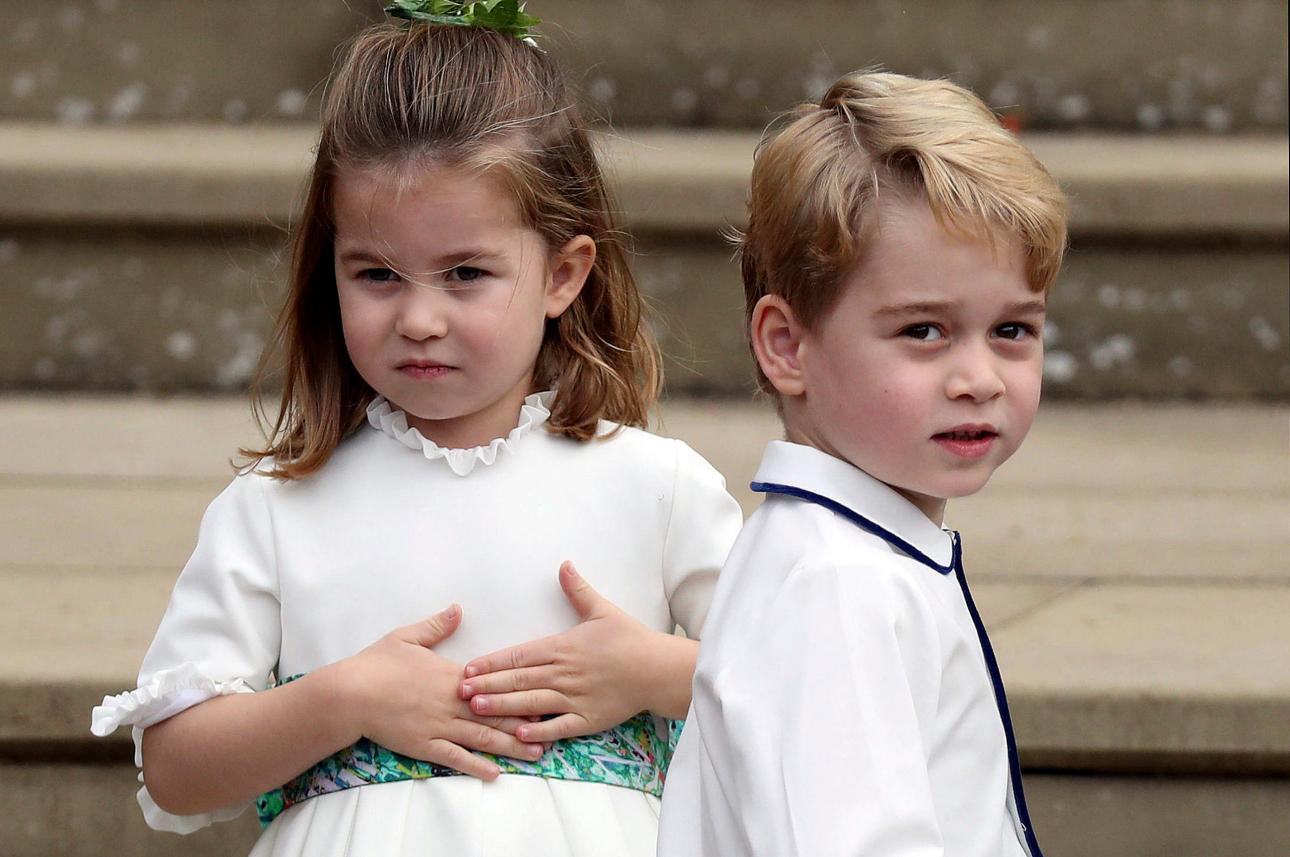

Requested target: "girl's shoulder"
[
  {"left": 574, "top": 420, "right": 715, "bottom": 469},
  {"left": 551, "top": 421, "right": 731, "bottom": 495}
]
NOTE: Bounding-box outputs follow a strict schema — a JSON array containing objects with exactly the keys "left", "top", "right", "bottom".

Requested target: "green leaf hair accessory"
[{"left": 385, "top": 0, "right": 541, "bottom": 42}]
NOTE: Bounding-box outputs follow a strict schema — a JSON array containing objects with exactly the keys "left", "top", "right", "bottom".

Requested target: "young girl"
[{"left": 90, "top": 11, "right": 742, "bottom": 857}]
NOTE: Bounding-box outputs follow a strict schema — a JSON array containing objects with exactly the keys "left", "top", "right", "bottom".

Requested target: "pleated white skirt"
[{"left": 249, "top": 775, "right": 662, "bottom": 857}]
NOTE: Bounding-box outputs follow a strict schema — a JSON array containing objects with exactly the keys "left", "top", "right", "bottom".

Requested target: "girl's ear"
[
  {"left": 751, "top": 294, "right": 807, "bottom": 397},
  {"left": 544, "top": 235, "right": 596, "bottom": 318}
]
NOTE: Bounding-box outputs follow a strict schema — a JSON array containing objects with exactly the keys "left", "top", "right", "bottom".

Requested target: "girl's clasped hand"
[
  {"left": 339, "top": 604, "right": 543, "bottom": 780},
  {"left": 459, "top": 562, "right": 694, "bottom": 744},
  {"left": 346, "top": 558, "right": 692, "bottom": 780}
]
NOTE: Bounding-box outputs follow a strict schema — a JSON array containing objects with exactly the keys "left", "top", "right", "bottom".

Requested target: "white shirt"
[
  {"left": 91, "top": 392, "right": 745, "bottom": 857},
  {"left": 657, "top": 440, "right": 1040, "bottom": 857}
]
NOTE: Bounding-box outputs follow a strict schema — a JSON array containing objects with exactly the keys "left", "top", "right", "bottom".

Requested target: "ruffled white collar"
[{"left": 365, "top": 390, "right": 555, "bottom": 477}]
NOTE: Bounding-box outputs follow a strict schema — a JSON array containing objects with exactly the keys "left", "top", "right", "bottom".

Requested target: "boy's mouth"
[{"left": 932, "top": 426, "right": 998, "bottom": 459}]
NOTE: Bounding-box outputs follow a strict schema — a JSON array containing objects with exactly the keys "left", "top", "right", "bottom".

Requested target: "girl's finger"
[
  {"left": 468, "top": 714, "right": 533, "bottom": 736},
  {"left": 469, "top": 688, "right": 569, "bottom": 718},
  {"left": 421, "top": 738, "right": 499, "bottom": 781},
  {"left": 515, "top": 713, "right": 588, "bottom": 744},
  {"left": 450, "top": 719, "right": 544, "bottom": 762},
  {"left": 459, "top": 665, "right": 562, "bottom": 699},
  {"left": 463, "top": 636, "right": 558, "bottom": 679}
]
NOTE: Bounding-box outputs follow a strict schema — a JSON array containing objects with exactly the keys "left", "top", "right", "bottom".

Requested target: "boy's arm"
[{"left": 690, "top": 559, "right": 946, "bottom": 856}]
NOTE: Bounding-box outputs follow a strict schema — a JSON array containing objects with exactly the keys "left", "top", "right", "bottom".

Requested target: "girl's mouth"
[
  {"left": 932, "top": 428, "right": 998, "bottom": 459},
  {"left": 399, "top": 364, "right": 453, "bottom": 379}
]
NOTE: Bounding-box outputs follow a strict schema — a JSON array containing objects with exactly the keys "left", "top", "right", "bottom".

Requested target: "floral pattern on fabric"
[{"left": 256, "top": 674, "right": 681, "bottom": 827}]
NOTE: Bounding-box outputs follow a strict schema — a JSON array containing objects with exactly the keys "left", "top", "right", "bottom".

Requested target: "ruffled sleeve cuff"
[{"left": 90, "top": 664, "right": 255, "bottom": 833}]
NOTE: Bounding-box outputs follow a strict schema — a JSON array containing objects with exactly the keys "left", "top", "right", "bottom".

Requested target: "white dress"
[
  {"left": 658, "top": 440, "right": 1039, "bottom": 857},
  {"left": 91, "top": 392, "right": 744, "bottom": 857}
]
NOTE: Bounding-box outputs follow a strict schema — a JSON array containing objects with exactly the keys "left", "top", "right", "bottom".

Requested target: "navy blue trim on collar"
[
  {"left": 751, "top": 481, "right": 957, "bottom": 575},
  {"left": 753, "top": 478, "right": 1044, "bottom": 856}
]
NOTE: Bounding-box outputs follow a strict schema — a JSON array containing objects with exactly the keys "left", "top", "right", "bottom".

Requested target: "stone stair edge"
[
  {"left": 6, "top": 678, "right": 1289, "bottom": 776},
  {"left": 0, "top": 123, "right": 1286, "bottom": 237}
]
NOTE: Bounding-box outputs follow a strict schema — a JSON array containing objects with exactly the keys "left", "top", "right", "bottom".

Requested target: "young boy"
[{"left": 657, "top": 72, "right": 1067, "bottom": 857}]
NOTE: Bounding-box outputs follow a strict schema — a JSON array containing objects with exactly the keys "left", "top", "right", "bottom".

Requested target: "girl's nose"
[
  {"left": 945, "top": 344, "right": 1006, "bottom": 402},
  {"left": 393, "top": 288, "right": 449, "bottom": 341}
]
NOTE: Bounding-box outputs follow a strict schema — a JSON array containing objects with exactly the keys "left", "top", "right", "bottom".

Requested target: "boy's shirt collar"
[{"left": 751, "top": 440, "right": 956, "bottom": 570}]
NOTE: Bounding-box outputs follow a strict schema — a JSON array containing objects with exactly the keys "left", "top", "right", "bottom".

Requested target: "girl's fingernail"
[
  {"left": 443, "top": 605, "right": 459, "bottom": 619},
  {"left": 460, "top": 683, "right": 473, "bottom": 697},
  {"left": 464, "top": 664, "right": 479, "bottom": 678},
  {"left": 473, "top": 696, "right": 489, "bottom": 711},
  {"left": 517, "top": 726, "right": 529, "bottom": 741}
]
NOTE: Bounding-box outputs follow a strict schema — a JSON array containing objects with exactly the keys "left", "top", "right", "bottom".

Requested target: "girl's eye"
[
  {"left": 996, "top": 322, "right": 1037, "bottom": 341},
  {"left": 902, "top": 323, "right": 945, "bottom": 342},
  {"left": 359, "top": 268, "right": 399, "bottom": 283},
  {"left": 447, "top": 266, "right": 486, "bottom": 283}
]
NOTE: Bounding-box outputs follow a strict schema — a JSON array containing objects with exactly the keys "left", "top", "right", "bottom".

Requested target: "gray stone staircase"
[
  {"left": 1, "top": 0, "right": 1288, "bottom": 399},
  {"left": 1, "top": 1, "right": 1287, "bottom": 855}
]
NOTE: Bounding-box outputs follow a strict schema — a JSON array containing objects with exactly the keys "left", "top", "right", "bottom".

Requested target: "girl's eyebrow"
[
  {"left": 336, "top": 248, "right": 502, "bottom": 267},
  {"left": 337, "top": 250, "right": 388, "bottom": 266}
]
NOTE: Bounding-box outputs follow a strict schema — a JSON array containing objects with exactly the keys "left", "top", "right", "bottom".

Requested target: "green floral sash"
[{"left": 256, "top": 675, "right": 682, "bottom": 826}]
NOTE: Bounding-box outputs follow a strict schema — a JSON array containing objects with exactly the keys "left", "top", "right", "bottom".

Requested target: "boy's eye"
[
  {"left": 902, "top": 323, "right": 945, "bottom": 342},
  {"left": 447, "top": 265, "right": 486, "bottom": 283},
  {"left": 359, "top": 268, "right": 399, "bottom": 283},
  {"left": 996, "top": 322, "right": 1037, "bottom": 341}
]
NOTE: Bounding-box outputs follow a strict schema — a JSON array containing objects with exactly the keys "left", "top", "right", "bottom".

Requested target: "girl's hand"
[
  {"left": 340, "top": 605, "right": 545, "bottom": 779},
  {"left": 457, "top": 563, "right": 698, "bottom": 744}
]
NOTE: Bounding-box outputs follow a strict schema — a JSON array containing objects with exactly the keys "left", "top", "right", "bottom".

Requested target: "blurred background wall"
[
  {"left": 0, "top": 0, "right": 1286, "bottom": 398},
  {"left": 0, "top": 3, "right": 1287, "bottom": 856}
]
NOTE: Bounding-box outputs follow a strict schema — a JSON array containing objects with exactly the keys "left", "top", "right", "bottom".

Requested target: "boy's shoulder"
[
  {"left": 714, "top": 488, "right": 948, "bottom": 635},
  {"left": 748, "top": 489, "right": 925, "bottom": 577}
]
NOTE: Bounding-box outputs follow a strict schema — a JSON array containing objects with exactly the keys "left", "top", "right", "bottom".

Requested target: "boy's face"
[{"left": 788, "top": 198, "right": 1045, "bottom": 521}]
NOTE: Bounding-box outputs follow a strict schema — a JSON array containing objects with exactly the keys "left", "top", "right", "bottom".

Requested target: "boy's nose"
[
  {"left": 394, "top": 288, "right": 449, "bottom": 341},
  {"left": 945, "top": 347, "right": 1006, "bottom": 402}
]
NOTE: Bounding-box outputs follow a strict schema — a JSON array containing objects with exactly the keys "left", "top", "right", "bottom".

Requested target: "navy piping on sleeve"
[{"left": 751, "top": 480, "right": 1044, "bottom": 857}]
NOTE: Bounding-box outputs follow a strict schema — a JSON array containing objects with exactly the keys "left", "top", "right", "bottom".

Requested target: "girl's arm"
[
  {"left": 143, "top": 607, "right": 543, "bottom": 816},
  {"left": 457, "top": 563, "right": 697, "bottom": 743}
]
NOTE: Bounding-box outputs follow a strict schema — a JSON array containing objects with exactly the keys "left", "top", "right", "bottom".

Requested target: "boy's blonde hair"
[
  {"left": 243, "top": 23, "right": 660, "bottom": 479},
  {"left": 739, "top": 71, "right": 1069, "bottom": 394}
]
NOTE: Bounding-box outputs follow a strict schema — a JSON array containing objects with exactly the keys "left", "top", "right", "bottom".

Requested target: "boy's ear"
[
  {"left": 750, "top": 294, "right": 806, "bottom": 397},
  {"left": 544, "top": 234, "right": 596, "bottom": 318}
]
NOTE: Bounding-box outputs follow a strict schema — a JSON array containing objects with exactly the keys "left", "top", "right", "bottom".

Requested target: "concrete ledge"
[
  {"left": 1, "top": 124, "right": 1286, "bottom": 238},
  {"left": 2, "top": 398, "right": 1287, "bottom": 778},
  {"left": 1, "top": 397, "right": 1287, "bottom": 855},
  {"left": 2, "top": 0, "right": 1287, "bottom": 134},
  {"left": 5, "top": 764, "right": 1288, "bottom": 857}
]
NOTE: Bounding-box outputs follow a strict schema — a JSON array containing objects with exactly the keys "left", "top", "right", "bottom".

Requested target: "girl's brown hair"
[{"left": 242, "top": 22, "right": 660, "bottom": 479}]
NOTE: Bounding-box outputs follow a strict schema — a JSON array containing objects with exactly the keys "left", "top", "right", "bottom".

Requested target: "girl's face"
[{"left": 332, "top": 164, "right": 593, "bottom": 450}]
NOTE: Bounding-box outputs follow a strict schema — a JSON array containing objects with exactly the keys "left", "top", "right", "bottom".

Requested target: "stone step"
[
  {"left": 1, "top": 0, "right": 1286, "bottom": 132},
  {"left": 0, "top": 124, "right": 1286, "bottom": 397},
  {"left": 1, "top": 396, "right": 1288, "bottom": 856},
  {"left": 7, "top": 764, "right": 1289, "bottom": 857}
]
